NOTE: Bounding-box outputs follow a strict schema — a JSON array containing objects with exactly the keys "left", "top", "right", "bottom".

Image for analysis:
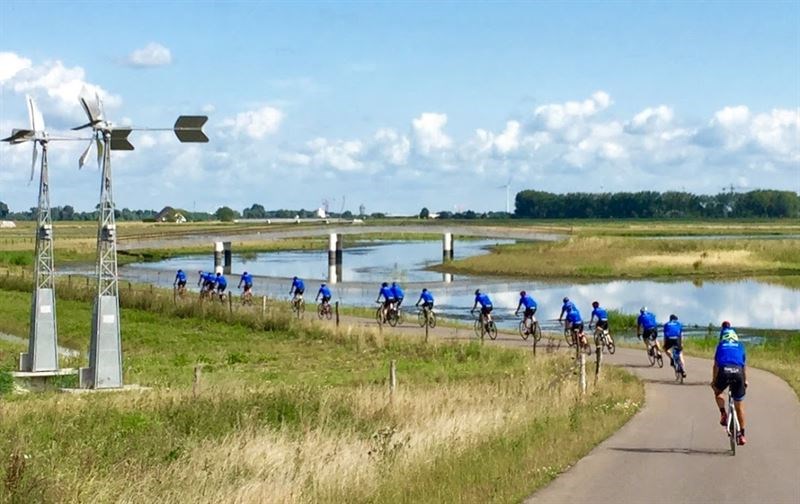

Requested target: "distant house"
[
  {"left": 155, "top": 206, "right": 187, "bottom": 223},
  {"left": 0, "top": 221, "right": 16, "bottom": 228}
]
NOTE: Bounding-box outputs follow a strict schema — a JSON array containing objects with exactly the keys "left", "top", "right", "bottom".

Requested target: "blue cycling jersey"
[
  {"left": 719, "top": 327, "right": 738, "bottom": 340},
  {"left": 591, "top": 307, "right": 608, "bottom": 320},
  {"left": 240, "top": 273, "right": 253, "bottom": 285},
  {"left": 203, "top": 272, "right": 215, "bottom": 283},
  {"left": 175, "top": 270, "right": 187, "bottom": 282},
  {"left": 391, "top": 285, "right": 405, "bottom": 299},
  {"left": 518, "top": 295, "right": 537, "bottom": 310},
  {"left": 663, "top": 320, "right": 682, "bottom": 339},
  {"left": 637, "top": 312, "right": 657, "bottom": 330},
  {"left": 318, "top": 286, "right": 332, "bottom": 298},
  {"left": 475, "top": 293, "right": 492, "bottom": 307},
  {"left": 215, "top": 275, "right": 227, "bottom": 288},
  {"left": 292, "top": 278, "right": 305, "bottom": 291},
  {"left": 566, "top": 308, "right": 583, "bottom": 324},
  {"left": 419, "top": 291, "right": 434, "bottom": 303},
  {"left": 560, "top": 300, "right": 576, "bottom": 316},
  {"left": 715, "top": 338, "right": 746, "bottom": 367},
  {"left": 379, "top": 286, "right": 394, "bottom": 301}
]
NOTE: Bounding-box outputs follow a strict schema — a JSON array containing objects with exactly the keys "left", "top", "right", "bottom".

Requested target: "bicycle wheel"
[
  {"left": 397, "top": 309, "right": 405, "bottom": 326},
  {"left": 532, "top": 322, "right": 542, "bottom": 343},
  {"left": 488, "top": 321, "right": 498, "bottom": 340},
  {"left": 728, "top": 396, "right": 737, "bottom": 455},
  {"left": 428, "top": 311, "right": 436, "bottom": 329},
  {"left": 325, "top": 305, "right": 333, "bottom": 320},
  {"left": 297, "top": 300, "right": 305, "bottom": 318},
  {"left": 317, "top": 303, "right": 325, "bottom": 319},
  {"left": 418, "top": 310, "right": 427, "bottom": 327},
  {"left": 387, "top": 310, "right": 399, "bottom": 327},
  {"left": 565, "top": 328, "right": 575, "bottom": 347},
  {"left": 519, "top": 320, "right": 529, "bottom": 340},
  {"left": 607, "top": 338, "right": 616, "bottom": 355},
  {"left": 647, "top": 346, "right": 656, "bottom": 366},
  {"left": 474, "top": 319, "right": 482, "bottom": 338},
  {"left": 376, "top": 307, "right": 384, "bottom": 325},
  {"left": 656, "top": 352, "right": 664, "bottom": 368}
]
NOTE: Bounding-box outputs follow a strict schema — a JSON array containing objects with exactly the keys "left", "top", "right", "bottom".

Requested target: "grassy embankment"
[
  {"left": 0, "top": 275, "right": 642, "bottom": 503},
  {"left": 437, "top": 235, "right": 800, "bottom": 285}
]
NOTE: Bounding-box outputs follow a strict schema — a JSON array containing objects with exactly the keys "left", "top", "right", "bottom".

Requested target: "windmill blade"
[
  {"left": 26, "top": 95, "right": 45, "bottom": 134},
  {"left": 30, "top": 143, "right": 39, "bottom": 183},
  {"left": 96, "top": 137, "right": 104, "bottom": 168},
  {"left": 173, "top": 115, "right": 209, "bottom": 143},
  {"left": 77, "top": 87, "right": 103, "bottom": 125},
  {"left": 110, "top": 128, "right": 134, "bottom": 151},
  {"left": 2, "top": 129, "right": 34, "bottom": 144},
  {"left": 78, "top": 138, "right": 94, "bottom": 169}
]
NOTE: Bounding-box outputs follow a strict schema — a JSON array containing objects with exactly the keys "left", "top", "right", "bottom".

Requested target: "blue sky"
[{"left": 1, "top": 1, "right": 798, "bottom": 213}]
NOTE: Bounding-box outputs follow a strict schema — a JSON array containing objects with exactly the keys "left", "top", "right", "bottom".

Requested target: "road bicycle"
[
  {"left": 240, "top": 288, "right": 253, "bottom": 306},
  {"left": 671, "top": 345, "right": 685, "bottom": 383},
  {"left": 473, "top": 312, "right": 498, "bottom": 340},
  {"left": 174, "top": 283, "right": 188, "bottom": 299},
  {"left": 317, "top": 300, "right": 333, "bottom": 320},
  {"left": 592, "top": 324, "right": 616, "bottom": 354},
  {"left": 563, "top": 322, "right": 575, "bottom": 347},
  {"left": 291, "top": 296, "right": 305, "bottom": 318},
  {"left": 726, "top": 389, "right": 741, "bottom": 455},
  {"left": 375, "top": 302, "right": 402, "bottom": 327},
  {"left": 417, "top": 305, "right": 436, "bottom": 328},
  {"left": 645, "top": 336, "right": 664, "bottom": 367},
  {"left": 518, "top": 313, "right": 542, "bottom": 342}
]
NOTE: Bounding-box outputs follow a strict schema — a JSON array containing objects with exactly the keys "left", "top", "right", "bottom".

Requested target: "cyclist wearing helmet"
[
  {"left": 589, "top": 301, "right": 609, "bottom": 331},
  {"left": 719, "top": 320, "right": 738, "bottom": 340},
  {"left": 712, "top": 321, "right": 748, "bottom": 445},
  {"left": 174, "top": 269, "right": 187, "bottom": 289},
  {"left": 558, "top": 296, "right": 576, "bottom": 332},
  {"left": 415, "top": 288, "right": 434, "bottom": 310},
  {"left": 471, "top": 289, "right": 493, "bottom": 326},
  {"left": 315, "top": 283, "right": 332, "bottom": 305},
  {"left": 290, "top": 276, "right": 305, "bottom": 300},
  {"left": 238, "top": 271, "right": 254, "bottom": 294},
  {"left": 663, "top": 314, "right": 686, "bottom": 377},
  {"left": 515, "top": 290, "right": 537, "bottom": 318},
  {"left": 391, "top": 282, "right": 405, "bottom": 309},
  {"left": 566, "top": 304, "right": 587, "bottom": 346},
  {"left": 637, "top": 306, "right": 659, "bottom": 352},
  {"left": 376, "top": 282, "right": 395, "bottom": 321},
  {"left": 214, "top": 272, "right": 228, "bottom": 299}
]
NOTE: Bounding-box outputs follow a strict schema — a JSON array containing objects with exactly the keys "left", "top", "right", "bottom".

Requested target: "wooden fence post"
[
  {"left": 228, "top": 293, "right": 233, "bottom": 315},
  {"left": 579, "top": 350, "right": 587, "bottom": 396},
  {"left": 335, "top": 301, "right": 340, "bottom": 327},
  {"left": 261, "top": 295, "right": 267, "bottom": 319},
  {"left": 193, "top": 365, "right": 202, "bottom": 398},
  {"left": 389, "top": 360, "right": 397, "bottom": 397},
  {"left": 425, "top": 318, "right": 429, "bottom": 343},
  {"left": 595, "top": 345, "right": 603, "bottom": 383}
]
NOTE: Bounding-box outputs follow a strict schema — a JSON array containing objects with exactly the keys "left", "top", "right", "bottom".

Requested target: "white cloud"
[
  {"left": 126, "top": 43, "right": 172, "bottom": 68},
  {"left": 306, "top": 138, "right": 364, "bottom": 171},
  {"left": 412, "top": 112, "right": 452, "bottom": 154},
  {"left": 221, "top": 105, "right": 284, "bottom": 139},
  {"left": 534, "top": 90, "right": 612, "bottom": 130},
  {"left": 373, "top": 128, "right": 410, "bottom": 165},
  {"left": 627, "top": 105, "right": 674, "bottom": 134},
  {"left": 0, "top": 52, "right": 31, "bottom": 82}
]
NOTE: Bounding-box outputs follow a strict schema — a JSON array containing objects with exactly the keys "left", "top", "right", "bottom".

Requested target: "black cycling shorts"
[
  {"left": 177, "top": 280, "right": 187, "bottom": 287},
  {"left": 524, "top": 308, "right": 536, "bottom": 318},
  {"left": 663, "top": 338, "right": 682, "bottom": 352},
  {"left": 714, "top": 365, "right": 746, "bottom": 401},
  {"left": 643, "top": 327, "right": 658, "bottom": 340},
  {"left": 321, "top": 296, "right": 331, "bottom": 303},
  {"left": 571, "top": 322, "right": 584, "bottom": 333},
  {"left": 383, "top": 299, "right": 395, "bottom": 309},
  {"left": 481, "top": 306, "right": 493, "bottom": 316},
  {"left": 295, "top": 288, "right": 305, "bottom": 295},
  {"left": 596, "top": 320, "right": 608, "bottom": 330},
  {"left": 421, "top": 301, "right": 433, "bottom": 309},
  {"left": 217, "top": 285, "right": 226, "bottom": 293}
]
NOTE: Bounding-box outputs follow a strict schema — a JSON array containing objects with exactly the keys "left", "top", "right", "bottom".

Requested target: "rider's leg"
[{"left": 734, "top": 400, "right": 746, "bottom": 429}]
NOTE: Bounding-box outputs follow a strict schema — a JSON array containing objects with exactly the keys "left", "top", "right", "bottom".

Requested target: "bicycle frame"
[{"left": 727, "top": 390, "right": 740, "bottom": 455}]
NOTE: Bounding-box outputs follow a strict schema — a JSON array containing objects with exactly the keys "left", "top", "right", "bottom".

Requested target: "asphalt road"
[{"left": 526, "top": 347, "right": 800, "bottom": 504}]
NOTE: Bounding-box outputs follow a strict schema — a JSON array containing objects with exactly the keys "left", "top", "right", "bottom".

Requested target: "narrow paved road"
[
  {"left": 343, "top": 317, "right": 800, "bottom": 503},
  {"left": 527, "top": 348, "right": 800, "bottom": 504}
]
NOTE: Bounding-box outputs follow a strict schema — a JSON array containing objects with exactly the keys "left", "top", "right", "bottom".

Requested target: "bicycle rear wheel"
[
  {"left": 473, "top": 319, "right": 482, "bottom": 338},
  {"left": 388, "top": 310, "right": 399, "bottom": 327},
  {"left": 428, "top": 311, "right": 436, "bottom": 329},
  {"left": 647, "top": 345, "right": 656, "bottom": 366},
  {"left": 565, "top": 328, "right": 575, "bottom": 347},
  {"left": 317, "top": 303, "right": 325, "bottom": 319},
  {"left": 376, "top": 307, "right": 383, "bottom": 325},
  {"left": 326, "top": 305, "right": 333, "bottom": 320},
  {"left": 532, "top": 322, "right": 542, "bottom": 343},
  {"left": 488, "top": 321, "right": 498, "bottom": 340},
  {"left": 607, "top": 335, "right": 616, "bottom": 355},
  {"left": 656, "top": 352, "right": 664, "bottom": 368},
  {"left": 519, "top": 320, "right": 530, "bottom": 340},
  {"left": 418, "top": 310, "right": 426, "bottom": 327},
  {"left": 728, "top": 395, "right": 737, "bottom": 455}
]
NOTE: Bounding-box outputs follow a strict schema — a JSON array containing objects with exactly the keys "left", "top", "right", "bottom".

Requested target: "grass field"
[{"left": 0, "top": 280, "right": 643, "bottom": 503}]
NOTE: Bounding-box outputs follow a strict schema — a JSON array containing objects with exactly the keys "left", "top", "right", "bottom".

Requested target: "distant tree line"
[{"left": 513, "top": 190, "right": 799, "bottom": 219}]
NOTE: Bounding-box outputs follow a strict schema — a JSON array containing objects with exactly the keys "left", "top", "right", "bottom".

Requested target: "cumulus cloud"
[
  {"left": 306, "top": 138, "right": 364, "bottom": 171},
  {"left": 126, "top": 43, "right": 172, "bottom": 68},
  {"left": 220, "top": 105, "right": 284, "bottom": 139},
  {"left": 533, "top": 90, "right": 612, "bottom": 130},
  {"left": 412, "top": 112, "right": 452, "bottom": 154}
]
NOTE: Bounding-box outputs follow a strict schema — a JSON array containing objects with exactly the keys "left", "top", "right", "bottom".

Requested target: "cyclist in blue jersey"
[
  {"left": 637, "top": 306, "right": 659, "bottom": 352},
  {"left": 566, "top": 305, "right": 587, "bottom": 346},
  {"left": 214, "top": 272, "right": 228, "bottom": 300},
  {"left": 238, "top": 271, "right": 254, "bottom": 294},
  {"left": 415, "top": 288, "right": 434, "bottom": 310},
  {"left": 558, "top": 296, "right": 577, "bottom": 330},
  {"left": 198, "top": 270, "right": 215, "bottom": 295},
  {"left": 663, "top": 314, "right": 686, "bottom": 377},
  {"left": 174, "top": 269, "right": 187, "bottom": 290},
  {"left": 471, "top": 289, "right": 493, "bottom": 326},
  {"left": 290, "top": 276, "right": 305, "bottom": 303},
  {"left": 515, "top": 291, "right": 538, "bottom": 337},
  {"left": 712, "top": 321, "right": 748, "bottom": 445},
  {"left": 316, "top": 283, "right": 332, "bottom": 305},
  {"left": 719, "top": 320, "right": 738, "bottom": 340},
  {"left": 589, "top": 301, "right": 614, "bottom": 346},
  {"left": 376, "top": 282, "right": 395, "bottom": 322},
  {"left": 391, "top": 282, "right": 405, "bottom": 308}
]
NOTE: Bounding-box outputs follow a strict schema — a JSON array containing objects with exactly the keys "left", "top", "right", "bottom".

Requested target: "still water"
[{"left": 126, "top": 240, "right": 799, "bottom": 332}]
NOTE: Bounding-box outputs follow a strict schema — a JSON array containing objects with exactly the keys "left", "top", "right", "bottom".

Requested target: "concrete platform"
[
  {"left": 11, "top": 368, "right": 79, "bottom": 392},
  {"left": 59, "top": 384, "right": 150, "bottom": 394},
  {"left": 11, "top": 368, "right": 78, "bottom": 378}
]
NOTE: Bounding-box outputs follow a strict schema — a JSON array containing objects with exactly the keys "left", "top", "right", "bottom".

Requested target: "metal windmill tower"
[
  {"left": 2, "top": 95, "right": 80, "bottom": 373},
  {"left": 72, "top": 90, "right": 208, "bottom": 389},
  {"left": 497, "top": 176, "right": 512, "bottom": 214}
]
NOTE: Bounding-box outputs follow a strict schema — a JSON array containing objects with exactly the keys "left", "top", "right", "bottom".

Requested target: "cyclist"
[
  {"left": 391, "top": 282, "right": 405, "bottom": 309},
  {"left": 663, "top": 314, "right": 686, "bottom": 377},
  {"left": 376, "top": 282, "right": 395, "bottom": 322},
  {"left": 415, "top": 288, "right": 434, "bottom": 311},
  {"left": 566, "top": 304, "right": 587, "bottom": 347},
  {"left": 712, "top": 321, "right": 747, "bottom": 445},
  {"left": 238, "top": 271, "right": 254, "bottom": 295},
  {"left": 589, "top": 301, "right": 614, "bottom": 345},
  {"left": 214, "top": 272, "right": 228, "bottom": 300},
  {"left": 198, "top": 270, "right": 215, "bottom": 295},
  {"left": 470, "top": 289, "right": 493, "bottom": 327},
  {"left": 514, "top": 291, "right": 538, "bottom": 334},
  {"left": 558, "top": 296, "right": 576, "bottom": 331},
  {"left": 637, "top": 306, "right": 659, "bottom": 353},
  {"left": 316, "top": 283, "right": 332, "bottom": 308},
  {"left": 174, "top": 269, "right": 187, "bottom": 292},
  {"left": 290, "top": 276, "right": 305, "bottom": 305},
  {"left": 719, "top": 320, "right": 737, "bottom": 340}
]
